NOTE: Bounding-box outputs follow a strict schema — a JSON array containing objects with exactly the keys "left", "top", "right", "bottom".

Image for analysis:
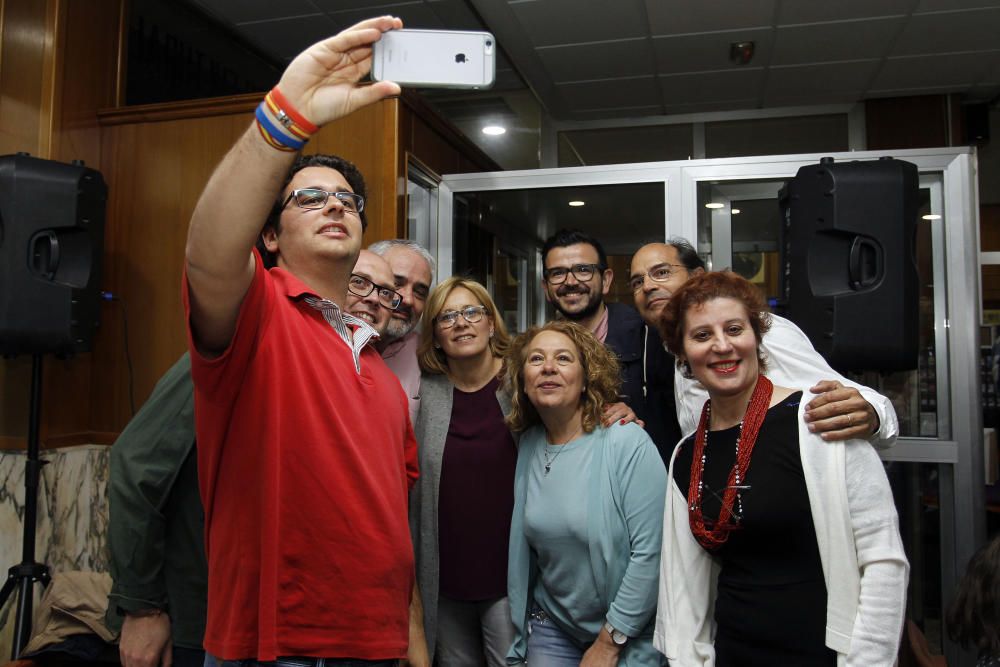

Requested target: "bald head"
[
  {"left": 629, "top": 242, "right": 703, "bottom": 327},
  {"left": 346, "top": 249, "right": 396, "bottom": 336}
]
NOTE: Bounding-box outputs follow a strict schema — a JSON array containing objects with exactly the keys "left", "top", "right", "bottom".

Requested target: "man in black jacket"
[{"left": 541, "top": 229, "right": 681, "bottom": 463}]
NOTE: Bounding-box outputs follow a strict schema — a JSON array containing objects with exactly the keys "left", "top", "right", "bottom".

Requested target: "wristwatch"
[{"left": 603, "top": 620, "right": 628, "bottom": 646}]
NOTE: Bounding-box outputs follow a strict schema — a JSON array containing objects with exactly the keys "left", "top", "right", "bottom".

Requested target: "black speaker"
[
  {"left": 0, "top": 154, "right": 107, "bottom": 356},
  {"left": 964, "top": 103, "right": 990, "bottom": 145},
  {"left": 779, "top": 156, "right": 919, "bottom": 372}
]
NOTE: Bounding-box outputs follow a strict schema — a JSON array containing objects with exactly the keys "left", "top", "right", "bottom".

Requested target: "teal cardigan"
[{"left": 507, "top": 422, "right": 666, "bottom": 666}]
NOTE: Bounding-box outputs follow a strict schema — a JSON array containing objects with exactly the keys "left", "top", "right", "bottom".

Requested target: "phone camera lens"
[{"left": 486, "top": 39, "right": 493, "bottom": 47}]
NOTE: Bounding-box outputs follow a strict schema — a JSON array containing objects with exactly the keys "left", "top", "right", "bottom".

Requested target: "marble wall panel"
[{"left": 0, "top": 445, "right": 110, "bottom": 658}]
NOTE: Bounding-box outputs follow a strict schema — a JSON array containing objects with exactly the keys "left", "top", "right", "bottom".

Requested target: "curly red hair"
[{"left": 657, "top": 271, "right": 772, "bottom": 372}]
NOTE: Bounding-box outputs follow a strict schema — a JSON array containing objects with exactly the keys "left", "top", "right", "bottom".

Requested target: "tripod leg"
[{"left": 11, "top": 576, "right": 34, "bottom": 658}]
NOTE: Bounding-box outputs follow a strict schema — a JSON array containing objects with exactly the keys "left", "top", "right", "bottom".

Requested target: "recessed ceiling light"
[
  {"left": 731, "top": 208, "right": 741, "bottom": 214},
  {"left": 568, "top": 200, "right": 585, "bottom": 207},
  {"left": 922, "top": 214, "right": 941, "bottom": 220},
  {"left": 704, "top": 202, "right": 724, "bottom": 209},
  {"left": 482, "top": 125, "right": 506, "bottom": 136}
]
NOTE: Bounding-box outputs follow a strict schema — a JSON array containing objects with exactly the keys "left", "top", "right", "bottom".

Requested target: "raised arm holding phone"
[{"left": 186, "top": 16, "right": 403, "bottom": 350}]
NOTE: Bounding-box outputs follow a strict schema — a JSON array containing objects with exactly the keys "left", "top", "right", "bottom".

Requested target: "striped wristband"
[{"left": 254, "top": 88, "right": 318, "bottom": 152}]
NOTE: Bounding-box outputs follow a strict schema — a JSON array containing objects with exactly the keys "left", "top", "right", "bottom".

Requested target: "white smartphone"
[{"left": 372, "top": 29, "right": 496, "bottom": 89}]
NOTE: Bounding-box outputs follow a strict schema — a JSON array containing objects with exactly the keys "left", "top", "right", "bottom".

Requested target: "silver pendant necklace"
[{"left": 542, "top": 424, "right": 583, "bottom": 476}]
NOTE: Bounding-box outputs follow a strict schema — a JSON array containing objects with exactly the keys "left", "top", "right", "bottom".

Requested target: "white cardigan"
[{"left": 653, "top": 395, "right": 909, "bottom": 667}]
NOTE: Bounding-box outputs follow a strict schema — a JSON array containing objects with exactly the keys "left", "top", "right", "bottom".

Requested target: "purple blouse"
[{"left": 437, "top": 376, "right": 517, "bottom": 600}]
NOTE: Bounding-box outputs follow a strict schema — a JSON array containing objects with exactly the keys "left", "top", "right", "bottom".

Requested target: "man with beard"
[
  {"left": 369, "top": 239, "right": 435, "bottom": 426},
  {"left": 541, "top": 229, "right": 680, "bottom": 461},
  {"left": 628, "top": 239, "right": 897, "bottom": 447}
]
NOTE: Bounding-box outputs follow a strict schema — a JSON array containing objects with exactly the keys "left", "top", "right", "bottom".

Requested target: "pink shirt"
[
  {"left": 592, "top": 304, "right": 610, "bottom": 344},
  {"left": 382, "top": 329, "right": 421, "bottom": 425}
]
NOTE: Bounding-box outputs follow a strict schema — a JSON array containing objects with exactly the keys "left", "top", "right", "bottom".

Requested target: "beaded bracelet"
[{"left": 254, "top": 87, "right": 317, "bottom": 152}]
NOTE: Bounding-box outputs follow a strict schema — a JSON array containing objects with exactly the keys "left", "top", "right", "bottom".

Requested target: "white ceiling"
[{"left": 188, "top": 0, "right": 1000, "bottom": 167}]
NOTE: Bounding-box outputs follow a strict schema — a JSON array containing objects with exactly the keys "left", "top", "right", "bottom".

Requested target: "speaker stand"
[{"left": 0, "top": 354, "right": 52, "bottom": 659}]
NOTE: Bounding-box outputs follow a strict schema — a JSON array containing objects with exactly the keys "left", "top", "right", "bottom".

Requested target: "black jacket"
[{"left": 603, "top": 302, "right": 682, "bottom": 465}]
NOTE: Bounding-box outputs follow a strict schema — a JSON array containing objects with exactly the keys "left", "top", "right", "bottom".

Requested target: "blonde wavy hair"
[
  {"left": 417, "top": 276, "right": 512, "bottom": 375},
  {"left": 504, "top": 320, "right": 621, "bottom": 434}
]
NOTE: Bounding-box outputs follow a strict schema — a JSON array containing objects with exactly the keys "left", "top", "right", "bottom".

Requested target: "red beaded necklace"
[{"left": 688, "top": 375, "right": 773, "bottom": 551}]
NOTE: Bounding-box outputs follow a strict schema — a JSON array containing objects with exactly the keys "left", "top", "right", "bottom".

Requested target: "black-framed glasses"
[
  {"left": 542, "top": 263, "right": 603, "bottom": 285},
  {"left": 282, "top": 188, "right": 365, "bottom": 214},
  {"left": 348, "top": 274, "right": 402, "bottom": 310},
  {"left": 627, "top": 263, "right": 686, "bottom": 292},
  {"left": 436, "top": 305, "right": 487, "bottom": 329}
]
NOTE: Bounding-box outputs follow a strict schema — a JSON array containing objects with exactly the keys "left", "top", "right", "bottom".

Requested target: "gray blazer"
[{"left": 409, "top": 371, "right": 516, "bottom": 660}]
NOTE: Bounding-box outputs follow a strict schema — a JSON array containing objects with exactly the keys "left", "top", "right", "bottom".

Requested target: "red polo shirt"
[{"left": 184, "top": 250, "right": 418, "bottom": 661}]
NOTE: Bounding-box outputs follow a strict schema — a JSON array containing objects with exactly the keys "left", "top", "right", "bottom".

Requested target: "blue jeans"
[
  {"left": 204, "top": 655, "right": 397, "bottom": 667},
  {"left": 526, "top": 611, "right": 585, "bottom": 667}
]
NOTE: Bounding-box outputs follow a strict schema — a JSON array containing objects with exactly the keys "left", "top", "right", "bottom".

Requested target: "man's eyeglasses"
[
  {"left": 348, "top": 274, "right": 402, "bottom": 310},
  {"left": 543, "top": 263, "right": 603, "bottom": 285},
  {"left": 283, "top": 188, "right": 365, "bottom": 214},
  {"left": 436, "top": 305, "right": 487, "bottom": 329},
  {"left": 628, "top": 263, "right": 686, "bottom": 292}
]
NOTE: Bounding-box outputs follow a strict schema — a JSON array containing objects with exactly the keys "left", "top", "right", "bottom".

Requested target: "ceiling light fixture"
[
  {"left": 704, "top": 202, "right": 724, "bottom": 209},
  {"left": 731, "top": 208, "right": 741, "bottom": 214},
  {"left": 922, "top": 214, "right": 941, "bottom": 220},
  {"left": 482, "top": 125, "right": 506, "bottom": 136},
  {"left": 568, "top": 200, "right": 585, "bottom": 207}
]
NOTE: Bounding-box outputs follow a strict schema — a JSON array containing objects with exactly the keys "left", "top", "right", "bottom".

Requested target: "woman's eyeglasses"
[{"left": 436, "top": 305, "right": 487, "bottom": 328}]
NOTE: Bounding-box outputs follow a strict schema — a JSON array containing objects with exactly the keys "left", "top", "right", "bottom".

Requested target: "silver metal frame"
[{"left": 439, "top": 150, "right": 984, "bottom": 651}]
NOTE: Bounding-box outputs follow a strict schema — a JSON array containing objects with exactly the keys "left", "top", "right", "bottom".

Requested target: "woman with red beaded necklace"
[{"left": 651, "top": 271, "right": 908, "bottom": 667}]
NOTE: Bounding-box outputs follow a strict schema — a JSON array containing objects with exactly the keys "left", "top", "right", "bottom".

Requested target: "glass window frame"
[{"left": 440, "top": 147, "right": 982, "bottom": 665}]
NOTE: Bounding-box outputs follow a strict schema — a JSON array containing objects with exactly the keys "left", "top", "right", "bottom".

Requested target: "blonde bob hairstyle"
[
  {"left": 417, "top": 276, "right": 512, "bottom": 375},
  {"left": 504, "top": 320, "right": 621, "bottom": 434}
]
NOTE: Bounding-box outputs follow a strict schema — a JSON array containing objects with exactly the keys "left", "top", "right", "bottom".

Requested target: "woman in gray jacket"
[{"left": 409, "top": 276, "right": 517, "bottom": 667}]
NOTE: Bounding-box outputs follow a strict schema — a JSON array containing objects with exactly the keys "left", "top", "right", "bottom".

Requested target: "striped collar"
[{"left": 302, "top": 296, "right": 380, "bottom": 374}]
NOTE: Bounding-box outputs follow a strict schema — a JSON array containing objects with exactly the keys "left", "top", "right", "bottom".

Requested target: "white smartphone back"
[{"left": 372, "top": 29, "right": 496, "bottom": 89}]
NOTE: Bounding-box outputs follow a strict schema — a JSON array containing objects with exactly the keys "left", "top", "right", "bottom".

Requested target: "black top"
[{"left": 672, "top": 391, "right": 836, "bottom": 666}]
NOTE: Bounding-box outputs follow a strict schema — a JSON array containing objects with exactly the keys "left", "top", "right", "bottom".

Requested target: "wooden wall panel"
[
  {"left": 0, "top": 0, "right": 123, "bottom": 447},
  {"left": 51, "top": 0, "right": 122, "bottom": 164},
  {"left": 39, "top": 0, "right": 123, "bottom": 445},
  {"left": 0, "top": 0, "right": 49, "bottom": 156},
  {"left": 982, "top": 204, "right": 1000, "bottom": 253},
  {"left": 310, "top": 99, "right": 401, "bottom": 242},
  {"left": 0, "top": 0, "right": 54, "bottom": 442},
  {"left": 90, "top": 114, "right": 250, "bottom": 433},
  {"left": 865, "top": 95, "right": 949, "bottom": 151}
]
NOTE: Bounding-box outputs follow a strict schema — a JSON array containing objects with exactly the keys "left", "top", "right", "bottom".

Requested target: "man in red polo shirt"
[{"left": 183, "top": 16, "right": 417, "bottom": 667}]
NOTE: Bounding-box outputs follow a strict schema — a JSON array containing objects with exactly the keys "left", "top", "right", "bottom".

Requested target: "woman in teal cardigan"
[{"left": 505, "top": 321, "right": 666, "bottom": 667}]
